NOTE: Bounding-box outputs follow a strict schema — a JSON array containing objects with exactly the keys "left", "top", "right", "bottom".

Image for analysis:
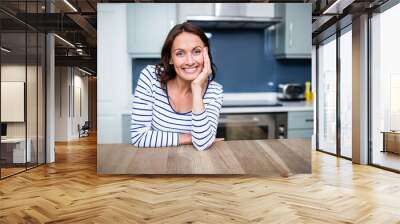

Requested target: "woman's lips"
[{"left": 183, "top": 67, "right": 198, "bottom": 74}]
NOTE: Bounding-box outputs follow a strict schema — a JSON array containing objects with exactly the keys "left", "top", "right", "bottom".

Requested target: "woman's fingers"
[
  {"left": 203, "top": 47, "right": 211, "bottom": 76},
  {"left": 202, "top": 47, "right": 208, "bottom": 75},
  {"left": 214, "top": 138, "right": 225, "bottom": 142},
  {"left": 194, "top": 48, "right": 208, "bottom": 82},
  {"left": 192, "top": 46, "right": 211, "bottom": 89}
]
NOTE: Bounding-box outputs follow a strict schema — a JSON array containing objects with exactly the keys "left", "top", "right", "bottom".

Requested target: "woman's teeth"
[{"left": 184, "top": 68, "right": 197, "bottom": 73}]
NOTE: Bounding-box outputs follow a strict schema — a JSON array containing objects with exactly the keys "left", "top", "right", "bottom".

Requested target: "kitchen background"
[
  {"left": 132, "top": 28, "right": 311, "bottom": 93},
  {"left": 97, "top": 3, "right": 313, "bottom": 144}
]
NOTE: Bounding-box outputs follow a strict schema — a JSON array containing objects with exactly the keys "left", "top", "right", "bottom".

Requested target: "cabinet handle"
[
  {"left": 289, "top": 22, "right": 293, "bottom": 48},
  {"left": 305, "top": 119, "right": 314, "bottom": 122}
]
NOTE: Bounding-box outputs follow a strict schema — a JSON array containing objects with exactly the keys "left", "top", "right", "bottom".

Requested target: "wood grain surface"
[
  {"left": 97, "top": 139, "right": 311, "bottom": 176},
  {"left": 1, "top": 135, "right": 400, "bottom": 223}
]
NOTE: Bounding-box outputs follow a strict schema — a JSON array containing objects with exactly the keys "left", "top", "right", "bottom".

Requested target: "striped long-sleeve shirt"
[{"left": 130, "top": 65, "right": 223, "bottom": 151}]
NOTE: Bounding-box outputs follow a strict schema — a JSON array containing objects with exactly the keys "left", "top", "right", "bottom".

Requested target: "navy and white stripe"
[{"left": 130, "top": 65, "right": 223, "bottom": 151}]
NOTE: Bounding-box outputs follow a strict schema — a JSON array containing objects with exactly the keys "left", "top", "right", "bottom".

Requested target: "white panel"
[
  {"left": 98, "top": 4, "right": 132, "bottom": 144},
  {"left": 177, "top": 3, "right": 214, "bottom": 23},
  {"left": 1, "top": 82, "right": 25, "bottom": 122},
  {"left": 71, "top": 87, "right": 83, "bottom": 138},
  {"left": 245, "top": 3, "right": 274, "bottom": 17},
  {"left": 127, "top": 4, "right": 176, "bottom": 57},
  {"left": 390, "top": 74, "right": 400, "bottom": 130}
]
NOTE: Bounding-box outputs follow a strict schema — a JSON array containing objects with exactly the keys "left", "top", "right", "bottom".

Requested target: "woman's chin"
[{"left": 178, "top": 72, "right": 200, "bottom": 81}]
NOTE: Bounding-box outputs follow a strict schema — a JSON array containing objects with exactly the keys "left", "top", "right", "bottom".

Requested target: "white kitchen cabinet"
[
  {"left": 244, "top": 3, "right": 274, "bottom": 17},
  {"left": 287, "top": 111, "right": 313, "bottom": 138},
  {"left": 287, "top": 129, "right": 313, "bottom": 138},
  {"left": 274, "top": 4, "right": 311, "bottom": 59},
  {"left": 177, "top": 3, "right": 214, "bottom": 23},
  {"left": 177, "top": 3, "right": 275, "bottom": 24},
  {"left": 122, "top": 114, "right": 131, "bottom": 144},
  {"left": 127, "top": 4, "right": 177, "bottom": 58}
]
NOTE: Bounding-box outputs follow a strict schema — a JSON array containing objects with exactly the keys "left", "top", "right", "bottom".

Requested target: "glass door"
[
  {"left": 370, "top": 3, "right": 400, "bottom": 171},
  {"left": 1, "top": 30, "right": 28, "bottom": 178},
  {"left": 317, "top": 35, "right": 337, "bottom": 154},
  {"left": 339, "top": 26, "right": 352, "bottom": 158},
  {"left": 0, "top": 1, "right": 47, "bottom": 179}
]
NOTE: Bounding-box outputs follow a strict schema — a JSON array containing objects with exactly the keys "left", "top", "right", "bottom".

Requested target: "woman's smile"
[{"left": 182, "top": 66, "right": 199, "bottom": 75}]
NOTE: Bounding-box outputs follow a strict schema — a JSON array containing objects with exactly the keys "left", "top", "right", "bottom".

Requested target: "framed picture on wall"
[{"left": 1, "top": 81, "right": 25, "bottom": 122}]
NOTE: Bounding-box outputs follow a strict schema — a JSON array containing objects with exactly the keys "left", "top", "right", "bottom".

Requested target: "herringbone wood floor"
[{"left": 1, "top": 135, "right": 400, "bottom": 223}]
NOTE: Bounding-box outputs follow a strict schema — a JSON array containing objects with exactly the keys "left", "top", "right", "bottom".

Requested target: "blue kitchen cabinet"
[
  {"left": 127, "top": 4, "right": 177, "bottom": 58},
  {"left": 274, "top": 4, "right": 311, "bottom": 59}
]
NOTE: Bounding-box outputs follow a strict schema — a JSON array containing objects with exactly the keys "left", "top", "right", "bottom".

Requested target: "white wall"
[
  {"left": 72, "top": 72, "right": 89, "bottom": 138},
  {"left": 1, "top": 65, "right": 39, "bottom": 137},
  {"left": 55, "top": 67, "right": 69, "bottom": 141},
  {"left": 55, "top": 67, "right": 89, "bottom": 141},
  {"left": 98, "top": 4, "right": 132, "bottom": 144}
]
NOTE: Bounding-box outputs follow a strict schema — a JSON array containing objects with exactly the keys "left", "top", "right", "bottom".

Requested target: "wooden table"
[
  {"left": 382, "top": 131, "right": 400, "bottom": 154},
  {"left": 97, "top": 139, "right": 311, "bottom": 177}
]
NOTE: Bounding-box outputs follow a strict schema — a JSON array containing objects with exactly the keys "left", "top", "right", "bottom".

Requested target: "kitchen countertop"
[
  {"left": 98, "top": 139, "right": 311, "bottom": 176},
  {"left": 221, "top": 100, "right": 314, "bottom": 114},
  {"left": 125, "top": 92, "right": 313, "bottom": 115}
]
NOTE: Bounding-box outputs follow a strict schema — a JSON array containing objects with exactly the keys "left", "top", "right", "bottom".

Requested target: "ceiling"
[
  {"left": 0, "top": 0, "right": 99, "bottom": 74},
  {"left": 311, "top": 0, "right": 390, "bottom": 44}
]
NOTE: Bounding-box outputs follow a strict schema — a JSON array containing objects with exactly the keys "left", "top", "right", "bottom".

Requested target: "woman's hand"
[
  {"left": 214, "top": 138, "right": 225, "bottom": 143},
  {"left": 179, "top": 133, "right": 192, "bottom": 145},
  {"left": 180, "top": 133, "right": 224, "bottom": 147},
  {"left": 191, "top": 47, "right": 211, "bottom": 95}
]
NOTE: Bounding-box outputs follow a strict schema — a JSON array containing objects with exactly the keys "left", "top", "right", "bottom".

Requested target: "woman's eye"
[
  {"left": 193, "top": 50, "right": 202, "bottom": 55},
  {"left": 176, "top": 52, "right": 184, "bottom": 57}
]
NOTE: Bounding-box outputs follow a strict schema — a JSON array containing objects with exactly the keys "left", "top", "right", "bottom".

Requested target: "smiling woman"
[{"left": 130, "top": 22, "right": 224, "bottom": 151}]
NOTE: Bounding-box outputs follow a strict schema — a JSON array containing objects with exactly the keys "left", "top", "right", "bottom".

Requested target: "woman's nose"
[{"left": 185, "top": 54, "right": 195, "bottom": 65}]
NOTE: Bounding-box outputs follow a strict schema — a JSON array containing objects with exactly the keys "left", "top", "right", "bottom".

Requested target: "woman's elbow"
[
  {"left": 130, "top": 134, "right": 143, "bottom": 147},
  {"left": 193, "top": 136, "right": 215, "bottom": 151},
  {"left": 131, "top": 139, "right": 141, "bottom": 147},
  {"left": 193, "top": 143, "right": 209, "bottom": 151}
]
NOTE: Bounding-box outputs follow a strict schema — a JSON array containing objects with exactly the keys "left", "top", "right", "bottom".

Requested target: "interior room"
[
  {"left": 98, "top": 3, "right": 313, "bottom": 175},
  {"left": 1, "top": 0, "right": 400, "bottom": 223}
]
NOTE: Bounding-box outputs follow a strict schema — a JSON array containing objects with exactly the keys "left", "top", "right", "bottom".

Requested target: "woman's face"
[{"left": 170, "top": 32, "right": 205, "bottom": 81}]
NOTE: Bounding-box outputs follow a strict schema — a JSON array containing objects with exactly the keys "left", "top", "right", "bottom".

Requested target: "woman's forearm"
[
  {"left": 191, "top": 87, "right": 205, "bottom": 114},
  {"left": 131, "top": 128, "right": 179, "bottom": 147}
]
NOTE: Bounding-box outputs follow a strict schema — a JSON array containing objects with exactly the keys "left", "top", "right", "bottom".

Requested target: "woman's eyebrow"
[{"left": 173, "top": 46, "right": 203, "bottom": 52}]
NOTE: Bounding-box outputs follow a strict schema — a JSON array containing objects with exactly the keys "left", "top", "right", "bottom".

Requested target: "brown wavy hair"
[{"left": 155, "top": 22, "right": 216, "bottom": 89}]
